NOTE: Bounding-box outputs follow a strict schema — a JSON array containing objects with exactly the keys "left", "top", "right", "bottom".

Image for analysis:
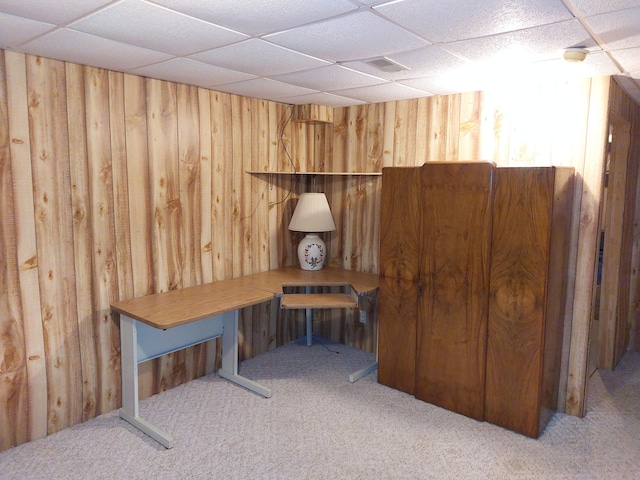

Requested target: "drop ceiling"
[{"left": 1, "top": 0, "right": 639, "bottom": 107}]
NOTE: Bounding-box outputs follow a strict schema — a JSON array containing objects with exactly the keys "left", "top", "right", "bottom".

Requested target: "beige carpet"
[{"left": 1, "top": 337, "right": 639, "bottom": 480}]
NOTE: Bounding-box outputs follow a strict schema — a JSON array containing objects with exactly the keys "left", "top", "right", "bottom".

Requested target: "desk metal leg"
[
  {"left": 349, "top": 361, "right": 378, "bottom": 383},
  {"left": 349, "top": 331, "right": 378, "bottom": 383},
  {"left": 305, "top": 286, "right": 312, "bottom": 346},
  {"left": 119, "top": 315, "right": 174, "bottom": 449},
  {"left": 218, "top": 310, "right": 272, "bottom": 398}
]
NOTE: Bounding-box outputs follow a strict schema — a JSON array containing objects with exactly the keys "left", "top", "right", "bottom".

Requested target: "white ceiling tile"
[
  {"left": 215, "top": 78, "right": 319, "bottom": 100},
  {"left": 444, "top": 20, "right": 598, "bottom": 64},
  {"left": 374, "top": 0, "right": 573, "bottom": 43},
  {"left": 586, "top": 7, "right": 640, "bottom": 50},
  {"left": 19, "top": 28, "right": 173, "bottom": 71},
  {"left": 271, "top": 65, "right": 386, "bottom": 91},
  {"left": 276, "top": 91, "right": 367, "bottom": 107},
  {"left": 610, "top": 46, "right": 640, "bottom": 73},
  {"left": 0, "top": 0, "right": 112, "bottom": 25},
  {"left": 342, "top": 46, "right": 469, "bottom": 81},
  {"left": 331, "top": 82, "right": 431, "bottom": 104},
  {"left": 151, "top": 0, "right": 357, "bottom": 35},
  {"left": 531, "top": 51, "right": 622, "bottom": 77},
  {"left": 400, "top": 69, "right": 491, "bottom": 96},
  {"left": 69, "top": 0, "right": 248, "bottom": 56},
  {"left": 190, "top": 39, "right": 330, "bottom": 76},
  {"left": 571, "top": 0, "right": 640, "bottom": 16},
  {"left": 0, "top": 12, "right": 54, "bottom": 49},
  {"left": 129, "top": 58, "right": 255, "bottom": 88},
  {"left": 265, "top": 10, "right": 428, "bottom": 62},
  {"left": 355, "top": 0, "right": 388, "bottom": 5}
]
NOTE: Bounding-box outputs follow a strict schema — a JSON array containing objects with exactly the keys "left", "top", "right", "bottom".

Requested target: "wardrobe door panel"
[
  {"left": 378, "top": 167, "right": 422, "bottom": 393},
  {"left": 485, "top": 167, "right": 573, "bottom": 437},
  {"left": 415, "top": 162, "right": 495, "bottom": 421}
]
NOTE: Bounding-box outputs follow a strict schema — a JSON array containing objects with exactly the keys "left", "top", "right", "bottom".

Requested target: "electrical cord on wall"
[
  {"left": 268, "top": 103, "right": 299, "bottom": 208},
  {"left": 241, "top": 103, "right": 299, "bottom": 220}
]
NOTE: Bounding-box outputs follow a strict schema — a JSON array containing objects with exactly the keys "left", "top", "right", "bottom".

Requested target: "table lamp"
[{"left": 288, "top": 192, "right": 336, "bottom": 270}]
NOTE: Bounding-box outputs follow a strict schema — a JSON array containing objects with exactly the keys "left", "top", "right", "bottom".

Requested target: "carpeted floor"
[{"left": 1, "top": 336, "right": 639, "bottom": 480}]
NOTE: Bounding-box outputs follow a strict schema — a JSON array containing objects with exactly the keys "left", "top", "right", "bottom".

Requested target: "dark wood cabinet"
[{"left": 378, "top": 162, "right": 574, "bottom": 437}]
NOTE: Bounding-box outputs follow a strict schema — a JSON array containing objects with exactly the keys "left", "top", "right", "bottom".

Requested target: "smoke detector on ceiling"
[
  {"left": 562, "top": 48, "right": 588, "bottom": 63},
  {"left": 366, "top": 57, "right": 409, "bottom": 73}
]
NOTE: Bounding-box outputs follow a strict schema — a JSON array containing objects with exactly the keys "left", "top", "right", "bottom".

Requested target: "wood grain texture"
[
  {"left": 122, "top": 73, "right": 157, "bottom": 397},
  {"left": 66, "top": 62, "right": 97, "bottom": 421},
  {"left": 5, "top": 50, "right": 48, "bottom": 443},
  {"left": 415, "top": 162, "right": 495, "bottom": 421},
  {"left": 27, "top": 55, "right": 83, "bottom": 434},
  {"left": 564, "top": 77, "right": 611, "bottom": 416},
  {"left": 598, "top": 112, "right": 630, "bottom": 369},
  {"left": 85, "top": 66, "right": 121, "bottom": 414},
  {"left": 485, "top": 167, "right": 574, "bottom": 437},
  {"left": 377, "top": 276, "right": 418, "bottom": 394},
  {"left": 598, "top": 82, "right": 640, "bottom": 365},
  {"left": 541, "top": 167, "right": 575, "bottom": 429},
  {"left": 377, "top": 167, "right": 423, "bottom": 393},
  {"left": 0, "top": 49, "right": 29, "bottom": 451}
]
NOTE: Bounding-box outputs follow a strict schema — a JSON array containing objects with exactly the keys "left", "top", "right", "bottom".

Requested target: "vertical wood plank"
[
  {"left": 85, "top": 66, "right": 120, "bottom": 413},
  {"left": 123, "top": 73, "right": 156, "bottom": 397},
  {"left": 4, "top": 50, "right": 48, "bottom": 443},
  {"left": 598, "top": 112, "right": 630, "bottom": 368},
  {"left": 198, "top": 88, "right": 213, "bottom": 284},
  {"left": 197, "top": 87, "right": 218, "bottom": 373},
  {"left": 66, "top": 62, "right": 97, "bottom": 421},
  {"left": 458, "top": 91, "right": 482, "bottom": 160},
  {"left": 565, "top": 76, "right": 610, "bottom": 416},
  {"left": 0, "top": 49, "right": 29, "bottom": 450},
  {"left": 109, "top": 71, "right": 133, "bottom": 302},
  {"left": 176, "top": 83, "right": 205, "bottom": 382},
  {"left": 26, "top": 55, "right": 82, "bottom": 434},
  {"left": 108, "top": 70, "right": 132, "bottom": 408},
  {"left": 251, "top": 98, "right": 272, "bottom": 353},
  {"left": 146, "top": 78, "right": 183, "bottom": 390},
  {"left": 211, "top": 91, "right": 233, "bottom": 281},
  {"left": 177, "top": 83, "right": 202, "bottom": 288},
  {"left": 445, "top": 94, "right": 461, "bottom": 161},
  {"left": 425, "top": 95, "right": 448, "bottom": 162}
]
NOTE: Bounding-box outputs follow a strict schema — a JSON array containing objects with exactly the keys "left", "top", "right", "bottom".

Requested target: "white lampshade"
[{"left": 288, "top": 193, "right": 336, "bottom": 233}]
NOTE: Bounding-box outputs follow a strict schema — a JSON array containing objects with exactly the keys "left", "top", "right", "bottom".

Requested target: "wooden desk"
[{"left": 111, "top": 267, "right": 378, "bottom": 448}]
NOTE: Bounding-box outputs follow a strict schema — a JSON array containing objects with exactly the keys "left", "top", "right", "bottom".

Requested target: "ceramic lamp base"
[{"left": 297, "top": 233, "right": 327, "bottom": 270}]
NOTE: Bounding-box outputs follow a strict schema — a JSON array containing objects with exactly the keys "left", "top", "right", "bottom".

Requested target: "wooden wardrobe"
[{"left": 378, "top": 162, "right": 574, "bottom": 438}]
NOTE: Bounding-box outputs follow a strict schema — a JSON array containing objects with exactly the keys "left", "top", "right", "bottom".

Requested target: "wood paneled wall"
[
  {"left": 0, "top": 50, "right": 317, "bottom": 451},
  {"left": 1, "top": 47, "right": 633, "bottom": 451}
]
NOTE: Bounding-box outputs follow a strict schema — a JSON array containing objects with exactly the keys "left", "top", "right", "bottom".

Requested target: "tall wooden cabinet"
[{"left": 378, "top": 162, "right": 574, "bottom": 438}]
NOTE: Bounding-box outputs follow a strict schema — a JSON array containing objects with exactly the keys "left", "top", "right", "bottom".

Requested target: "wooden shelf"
[
  {"left": 292, "top": 104, "right": 333, "bottom": 124},
  {"left": 280, "top": 293, "right": 357, "bottom": 310},
  {"left": 246, "top": 170, "right": 381, "bottom": 176}
]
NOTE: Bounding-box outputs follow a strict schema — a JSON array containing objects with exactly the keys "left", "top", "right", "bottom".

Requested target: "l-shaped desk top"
[
  {"left": 111, "top": 266, "right": 379, "bottom": 329},
  {"left": 111, "top": 266, "right": 379, "bottom": 448}
]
